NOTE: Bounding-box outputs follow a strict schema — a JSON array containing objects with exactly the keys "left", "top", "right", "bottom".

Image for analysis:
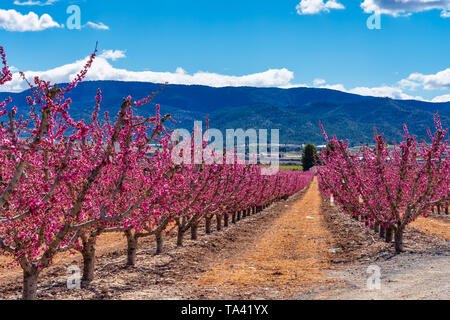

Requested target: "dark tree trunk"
[
  {"left": 242, "top": 210, "right": 247, "bottom": 218},
  {"left": 385, "top": 226, "right": 393, "bottom": 243},
  {"left": 155, "top": 232, "right": 163, "bottom": 254},
  {"left": 374, "top": 222, "right": 380, "bottom": 233},
  {"left": 232, "top": 213, "right": 236, "bottom": 224},
  {"left": 437, "top": 206, "right": 441, "bottom": 214},
  {"left": 191, "top": 223, "right": 198, "bottom": 240},
  {"left": 394, "top": 227, "right": 404, "bottom": 253},
  {"left": 176, "top": 227, "right": 184, "bottom": 247},
  {"left": 446, "top": 206, "right": 449, "bottom": 215},
  {"left": 216, "top": 215, "right": 222, "bottom": 231},
  {"left": 126, "top": 231, "right": 138, "bottom": 266},
  {"left": 224, "top": 214, "right": 229, "bottom": 227},
  {"left": 22, "top": 269, "right": 39, "bottom": 300},
  {"left": 237, "top": 211, "right": 241, "bottom": 221},
  {"left": 379, "top": 224, "right": 385, "bottom": 238},
  {"left": 205, "top": 217, "right": 212, "bottom": 234},
  {"left": 81, "top": 245, "right": 96, "bottom": 284}
]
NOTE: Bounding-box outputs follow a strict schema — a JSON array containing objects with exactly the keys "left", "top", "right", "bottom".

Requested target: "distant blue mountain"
[{"left": 1, "top": 81, "right": 449, "bottom": 145}]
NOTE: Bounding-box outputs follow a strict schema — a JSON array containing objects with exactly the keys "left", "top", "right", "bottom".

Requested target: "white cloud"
[
  {"left": 313, "top": 78, "right": 326, "bottom": 86},
  {"left": 14, "top": 0, "right": 59, "bottom": 6},
  {"left": 441, "top": 10, "right": 450, "bottom": 17},
  {"left": 0, "top": 9, "right": 60, "bottom": 31},
  {"left": 348, "top": 85, "right": 424, "bottom": 100},
  {"left": 84, "top": 21, "right": 110, "bottom": 30},
  {"left": 432, "top": 94, "right": 450, "bottom": 102},
  {"left": 2, "top": 50, "right": 448, "bottom": 103},
  {"left": 99, "top": 50, "right": 126, "bottom": 61},
  {"left": 315, "top": 83, "right": 424, "bottom": 100},
  {"left": 0, "top": 52, "right": 295, "bottom": 93},
  {"left": 361, "top": 0, "right": 450, "bottom": 17},
  {"left": 400, "top": 68, "right": 450, "bottom": 90},
  {"left": 176, "top": 67, "right": 187, "bottom": 74},
  {"left": 296, "top": 0, "right": 344, "bottom": 15}
]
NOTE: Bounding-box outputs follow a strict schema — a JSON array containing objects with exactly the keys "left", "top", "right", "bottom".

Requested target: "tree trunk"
[
  {"left": 394, "top": 227, "right": 404, "bottom": 253},
  {"left": 362, "top": 215, "right": 368, "bottom": 227},
  {"left": 22, "top": 269, "right": 39, "bottom": 300},
  {"left": 437, "top": 206, "right": 441, "bottom": 214},
  {"left": 232, "top": 213, "right": 236, "bottom": 224},
  {"left": 379, "top": 224, "right": 385, "bottom": 238},
  {"left": 191, "top": 223, "right": 198, "bottom": 240},
  {"left": 216, "top": 215, "right": 222, "bottom": 231},
  {"left": 374, "top": 222, "right": 380, "bottom": 233},
  {"left": 205, "top": 216, "right": 212, "bottom": 234},
  {"left": 155, "top": 232, "right": 163, "bottom": 254},
  {"left": 445, "top": 206, "right": 449, "bottom": 215},
  {"left": 81, "top": 245, "right": 96, "bottom": 284},
  {"left": 176, "top": 227, "right": 184, "bottom": 247},
  {"left": 224, "top": 214, "right": 229, "bottom": 227},
  {"left": 385, "top": 226, "right": 393, "bottom": 243},
  {"left": 126, "top": 231, "right": 138, "bottom": 266},
  {"left": 242, "top": 210, "right": 247, "bottom": 218},
  {"left": 237, "top": 211, "right": 241, "bottom": 221}
]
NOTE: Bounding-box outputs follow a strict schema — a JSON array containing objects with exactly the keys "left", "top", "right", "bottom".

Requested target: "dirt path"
[
  {"left": 197, "top": 178, "right": 336, "bottom": 297},
  {"left": 321, "top": 251, "right": 450, "bottom": 300},
  {"left": 315, "top": 196, "right": 450, "bottom": 300},
  {"left": 411, "top": 216, "right": 450, "bottom": 241}
]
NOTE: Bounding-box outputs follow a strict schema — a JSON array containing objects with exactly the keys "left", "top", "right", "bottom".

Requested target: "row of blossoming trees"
[
  {"left": 0, "top": 46, "right": 314, "bottom": 300},
  {"left": 318, "top": 117, "right": 449, "bottom": 253}
]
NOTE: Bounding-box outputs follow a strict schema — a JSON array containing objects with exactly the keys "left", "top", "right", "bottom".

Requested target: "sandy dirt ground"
[{"left": 0, "top": 178, "right": 448, "bottom": 300}]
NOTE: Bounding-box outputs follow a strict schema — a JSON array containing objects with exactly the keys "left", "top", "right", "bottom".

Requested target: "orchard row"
[
  {"left": 0, "top": 46, "right": 314, "bottom": 300},
  {"left": 317, "top": 117, "right": 449, "bottom": 252}
]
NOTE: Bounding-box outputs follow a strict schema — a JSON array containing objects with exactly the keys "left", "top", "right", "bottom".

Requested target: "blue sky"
[{"left": 0, "top": 0, "right": 450, "bottom": 102}]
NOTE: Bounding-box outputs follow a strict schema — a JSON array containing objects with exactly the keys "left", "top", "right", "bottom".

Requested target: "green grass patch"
[{"left": 278, "top": 165, "right": 303, "bottom": 171}]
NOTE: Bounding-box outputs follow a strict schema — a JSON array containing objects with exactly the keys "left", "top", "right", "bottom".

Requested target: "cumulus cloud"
[
  {"left": 442, "top": 10, "right": 450, "bottom": 17},
  {"left": 313, "top": 78, "right": 326, "bottom": 86},
  {"left": 0, "top": 52, "right": 295, "bottom": 93},
  {"left": 361, "top": 0, "right": 450, "bottom": 17},
  {"left": 432, "top": 94, "right": 450, "bottom": 102},
  {"left": 99, "top": 50, "right": 126, "bottom": 61},
  {"left": 296, "top": 0, "right": 344, "bottom": 15},
  {"left": 14, "top": 0, "right": 59, "bottom": 6},
  {"left": 2, "top": 50, "right": 448, "bottom": 102},
  {"left": 0, "top": 9, "right": 60, "bottom": 31},
  {"left": 400, "top": 68, "right": 450, "bottom": 90},
  {"left": 83, "top": 21, "right": 110, "bottom": 30},
  {"left": 347, "top": 85, "right": 424, "bottom": 100},
  {"left": 313, "top": 79, "right": 425, "bottom": 100}
]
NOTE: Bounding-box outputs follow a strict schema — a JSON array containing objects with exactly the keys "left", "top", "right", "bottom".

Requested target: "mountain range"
[{"left": 1, "top": 81, "right": 449, "bottom": 145}]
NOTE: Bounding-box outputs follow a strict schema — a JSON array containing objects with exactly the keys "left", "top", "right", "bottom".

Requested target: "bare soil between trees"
[{"left": 0, "top": 179, "right": 448, "bottom": 300}]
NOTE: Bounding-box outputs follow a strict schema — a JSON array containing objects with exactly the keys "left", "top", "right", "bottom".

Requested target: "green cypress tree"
[{"left": 301, "top": 144, "right": 317, "bottom": 171}]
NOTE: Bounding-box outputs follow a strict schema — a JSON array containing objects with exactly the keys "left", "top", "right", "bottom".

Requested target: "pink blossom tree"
[
  {"left": 318, "top": 116, "right": 449, "bottom": 253},
  {"left": 0, "top": 46, "right": 170, "bottom": 299}
]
